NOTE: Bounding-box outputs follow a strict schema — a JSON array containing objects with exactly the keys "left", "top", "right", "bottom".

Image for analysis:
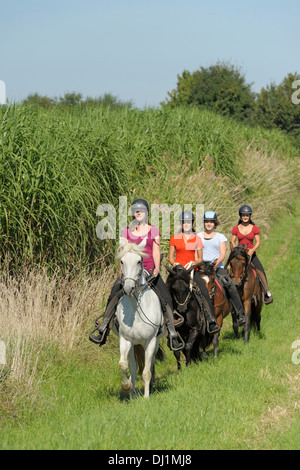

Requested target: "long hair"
[{"left": 237, "top": 217, "right": 255, "bottom": 225}]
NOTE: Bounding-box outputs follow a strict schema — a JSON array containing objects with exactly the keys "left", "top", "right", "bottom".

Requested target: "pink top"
[
  {"left": 232, "top": 224, "right": 260, "bottom": 251},
  {"left": 121, "top": 226, "right": 160, "bottom": 271}
]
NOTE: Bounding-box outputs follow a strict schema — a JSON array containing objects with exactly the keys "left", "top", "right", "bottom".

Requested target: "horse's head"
[
  {"left": 226, "top": 245, "right": 249, "bottom": 286},
  {"left": 116, "top": 243, "right": 147, "bottom": 297},
  {"left": 166, "top": 265, "right": 194, "bottom": 313},
  {"left": 198, "top": 261, "right": 215, "bottom": 292}
]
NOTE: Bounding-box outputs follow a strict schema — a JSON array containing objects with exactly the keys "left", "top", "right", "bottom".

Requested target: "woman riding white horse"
[
  {"left": 114, "top": 242, "right": 165, "bottom": 398},
  {"left": 90, "top": 198, "right": 184, "bottom": 351}
]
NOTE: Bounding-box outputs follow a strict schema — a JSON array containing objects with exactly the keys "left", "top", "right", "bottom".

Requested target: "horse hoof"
[{"left": 121, "top": 382, "right": 133, "bottom": 393}]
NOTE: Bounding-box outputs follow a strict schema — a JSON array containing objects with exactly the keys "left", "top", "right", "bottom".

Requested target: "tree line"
[
  {"left": 22, "top": 92, "right": 133, "bottom": 109},
  {"left": 21, "top": 62, "right": 300, "bottom": 149},
  {"left": 162, "top": 62, "right": 300, "bottom": 149}
]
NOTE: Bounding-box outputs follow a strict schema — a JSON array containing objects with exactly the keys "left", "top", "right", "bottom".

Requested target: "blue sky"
[{"left": 1, "top": 0, "right": 299, "bottom": 108}]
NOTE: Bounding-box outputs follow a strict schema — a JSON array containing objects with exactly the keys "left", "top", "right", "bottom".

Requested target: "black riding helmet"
[
  {"left": 130, "top": 198, "right": 149, "bottom": 215},
  {"left": 179, "top": 210, "right": 195, "bottom": 223},
  {"left": 239, "top": 205, "right": 252, "bottom": 216}
]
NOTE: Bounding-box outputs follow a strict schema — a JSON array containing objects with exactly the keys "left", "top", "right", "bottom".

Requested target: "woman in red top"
[
  {"left": 168, "top": 211, "right": 220, "bottom": 334},
  {"left": 231, "top": 205, "right": 273, "bottom": 304}
]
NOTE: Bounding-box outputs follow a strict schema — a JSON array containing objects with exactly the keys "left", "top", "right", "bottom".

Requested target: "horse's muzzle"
[{"left": 123, "top": 280, "right": 136, "bottom": 297}]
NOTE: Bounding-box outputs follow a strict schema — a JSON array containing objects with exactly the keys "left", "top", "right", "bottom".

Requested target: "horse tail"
[
  {"left": 134, "top": 345, "right": 145, "bottom": 375},
  {"left": 134, "top": 343, "right": 165, "bottom": 375},
  {"left": 155, "top": 345, "right": 165, "bottom": 363}
]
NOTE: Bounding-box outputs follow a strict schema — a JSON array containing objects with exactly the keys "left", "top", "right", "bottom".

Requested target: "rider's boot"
[
  {"left": 163, "top": 304, "right": 184, "bottom": 351},
  {"left": 89, "top": 290, "right": 123, "bottom": 346},
  {"left": 222, "top": 275, "right": 246, "bottom": 326},
  {"left": 194, "top": 292, "right": 220, "bottom": 334},
  {"left": 256, "top": 269, "right": 273, "bottom": 305}
]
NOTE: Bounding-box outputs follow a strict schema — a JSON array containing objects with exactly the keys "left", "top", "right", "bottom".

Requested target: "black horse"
[{"left": 166, "top": 265, "right": 213, "bottom": 369}]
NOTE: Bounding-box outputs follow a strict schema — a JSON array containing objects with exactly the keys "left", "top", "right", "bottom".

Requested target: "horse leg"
[
  {"left": 174, "top": 350, "right": 181, "bottom": 370},
  {"left": 213, "top": 311, "right": 223, "bottom": 357},
  {"left": 185, "top": 329, "right": 199, "bottom": 366},
  {"left": 119, "top": 337, "right": 133, "bottom": 393},
  {"left": 143, "top": 338, "right": 157, "bottom": 398},
  {"left": 231, "top": 312, "right": 240, "bottom": 338},
  {"left": 128, "top": 346, "right": 137, "bottom": 398},
  {"left": 243, "top": 299, "right": 252, "bottom": 344},
  {"left": 213, "top": 332, "right": 220, "bottom": 358}
]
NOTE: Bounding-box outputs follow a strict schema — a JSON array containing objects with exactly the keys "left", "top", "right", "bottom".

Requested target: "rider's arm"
[
  {"left": 230, "top": 234, "right": 237, "bottom": 249},
  {"left": 153, "top": 236, "right": 161, "bottom": 276},
  {"left": 195, "top": 247, "right": 203, "bottom": 266},
  {"left": 215, "top": 241, "right": 226, "bottom": 268},
  {"left": 169, "top": 245, "right": 176, "bottom": 266},
  {"left": 248, "top": 234, "right": 260, "bottom": 256}
]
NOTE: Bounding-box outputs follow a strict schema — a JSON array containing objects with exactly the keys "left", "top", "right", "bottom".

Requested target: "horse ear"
[
  {"left": 212, "top": 259, "right": 217, "bottom": 266},
  {"left": 186, "top": 265, "right": 194, "bottom": 274},
  {"left": 230, "top": 242, "right": 235, "bottom": 251},
  {"left": 165, "top": 266, "right": 174, "bottom": 274}
]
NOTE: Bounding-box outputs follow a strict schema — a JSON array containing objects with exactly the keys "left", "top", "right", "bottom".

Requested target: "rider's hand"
[{"left": 153, "top": 267, "right": 160, "bottom": 277}]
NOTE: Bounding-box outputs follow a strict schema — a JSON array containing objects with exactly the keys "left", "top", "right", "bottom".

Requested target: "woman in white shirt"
[{"left": 198, "top": 211, "right": 245, "bottom": 326}]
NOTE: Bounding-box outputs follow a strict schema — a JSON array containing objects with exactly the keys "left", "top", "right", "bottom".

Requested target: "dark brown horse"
[
  {"left": 225, "top": 244, "right": 263, "bottom": 343},
  {"left": 166, "top": 265, "right": 213, "bottom": 369},
  {"left": 198, "top": 261, "right": 231, "bottom": 357}
]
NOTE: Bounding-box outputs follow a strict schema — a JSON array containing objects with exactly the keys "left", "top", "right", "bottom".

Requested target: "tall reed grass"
[{"left": 0, "top": 104, "right": 298, "bottom": 272}]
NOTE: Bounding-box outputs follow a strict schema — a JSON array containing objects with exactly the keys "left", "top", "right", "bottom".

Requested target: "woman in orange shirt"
[{"left": 168, "top": 211, "right": 220, "bottom": 334}]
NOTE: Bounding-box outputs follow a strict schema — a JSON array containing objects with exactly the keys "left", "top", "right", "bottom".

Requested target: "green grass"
[{"left": 1, "top": 198, "right": 299, "bottom": 450}]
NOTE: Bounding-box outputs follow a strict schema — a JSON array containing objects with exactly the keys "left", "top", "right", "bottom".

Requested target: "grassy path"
[{"left": 0, "top": 199, "right": 299, "bottom": 450}]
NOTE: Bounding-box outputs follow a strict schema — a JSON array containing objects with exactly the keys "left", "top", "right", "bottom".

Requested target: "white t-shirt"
[{"left": 197, "top": 232, "right": 227, "bottom": 268}]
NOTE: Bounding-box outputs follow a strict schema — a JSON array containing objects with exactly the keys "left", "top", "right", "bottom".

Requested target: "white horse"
[{"left": 114, "top": 243, "right": 164, "bottom": 398}]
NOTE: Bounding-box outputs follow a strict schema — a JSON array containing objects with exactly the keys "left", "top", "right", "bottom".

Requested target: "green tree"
[
  {"left": 162, "top": 62, "right": 255, "bottom": 122},
  {"left": 22, "top": 93, "right": 55, "bottom": 107},
  {"left": 59, "top": 92, "right": 82, "bottom": 106},
  {"left": 254, "top": 72, "right": 300, "bottom": 148}
]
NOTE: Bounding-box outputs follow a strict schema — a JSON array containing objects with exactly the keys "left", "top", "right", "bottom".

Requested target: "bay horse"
[
  {"left": 225, "top": 244, "right": 263, "bottom": 343},
  {"left": 113, "top": 243, "right": 165, "bottom": 398},
  {"left": 166, "top": 265, "right": 213, "bottom": 369},
  {"left": 198, "top": 261, "right": 231, "bottom": 357}
]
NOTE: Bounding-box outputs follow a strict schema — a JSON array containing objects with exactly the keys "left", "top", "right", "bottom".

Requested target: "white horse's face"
[{"left": 121, "top": 252, "right": 143, "bottom": 297}]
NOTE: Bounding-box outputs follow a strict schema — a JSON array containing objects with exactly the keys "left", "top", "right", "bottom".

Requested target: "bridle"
[
  {"left": 121, "top": 262, "right": 145, "bottom": 295},
  {"left": 228, "top": 255, "right": 248, "bottom": 288}
]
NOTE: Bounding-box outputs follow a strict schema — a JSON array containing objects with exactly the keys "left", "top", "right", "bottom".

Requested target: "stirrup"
[
  {"left": 168, "top": 332, "right": 185, "bottom": 352},
  {"left": 264, "top": 295, "right": 273, "bottom": 305},
  {"left": 236, "top": 315, "right": 246, "bottom": 326},
  {"left": 89, "top": 326, "right": 108, "bottom": 345},
  {"left": 207, "top": 322, "right": 221, "bottom": 334}
]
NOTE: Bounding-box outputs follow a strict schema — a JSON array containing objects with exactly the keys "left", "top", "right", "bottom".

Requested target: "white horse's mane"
[{"left": 115, "top": 241, "right": 148, "bottom": 260}]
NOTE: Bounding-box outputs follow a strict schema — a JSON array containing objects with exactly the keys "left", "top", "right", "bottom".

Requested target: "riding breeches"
[
  {"left": 216, "top": 268, "right": 244, "bottom": 316},
  {"left": 193, "top": 271, "right": 216, "bottom": 316},
  {"left": 250, "top": 254, "right": 267, "bottom": 279}
]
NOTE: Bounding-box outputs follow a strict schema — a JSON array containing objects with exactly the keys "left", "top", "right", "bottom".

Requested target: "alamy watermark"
[
  {"left": 291, "top": 340, "right": 300, "bottom": 365},
  {"left": 292, "top": 80, "right": 300, "bottom": 105},
  {"left": 0, "top": 340, "right": 6, "bottom": 365},
  {"left": 0, "top": 80, "right": 6, "bottom": 105},
  {"left": 96, "top": 196, "right": 204, "bottom": 240}
]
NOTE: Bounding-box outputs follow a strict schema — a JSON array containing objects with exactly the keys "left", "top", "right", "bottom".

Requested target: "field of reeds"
[{"left": 0, "top": 103, "right": 299, "bottom": 448}]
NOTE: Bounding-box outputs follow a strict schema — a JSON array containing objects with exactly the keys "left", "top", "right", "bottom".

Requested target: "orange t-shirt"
[{"left": 169, "top": 233, "right": 203, "bottom": 267}]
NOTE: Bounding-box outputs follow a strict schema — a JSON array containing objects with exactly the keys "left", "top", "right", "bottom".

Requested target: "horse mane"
[
  {"left": 115, "top": 242, "right": 148, "bottom": 260},
  {"left": 198, "top": 261, "right": 215, "bottom": 277},
  {"left": 225, "top": 245, "right": 249, "bottom": 270},
  {"left": 167, "top": 265, "right": 192, "bottom": 284}
]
